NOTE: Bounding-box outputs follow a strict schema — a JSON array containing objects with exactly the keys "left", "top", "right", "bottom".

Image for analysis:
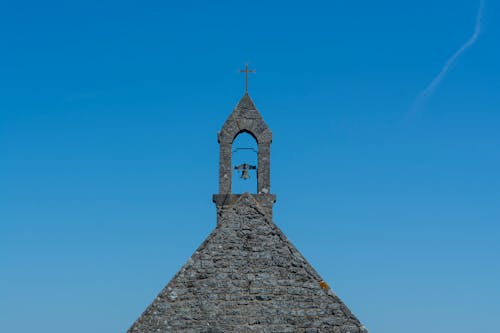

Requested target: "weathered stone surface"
[
  {"left": 217, "top": 93, "right": 272, "bottom": 194},
  {"left": 128, "top": 194, "right": 368, "bottom": 333},
  {"left": 213, "top": 194, "right": 276, "bottom": 217},
  {"left": 129, "top": 92, "right": 368, "bottom": 332}
]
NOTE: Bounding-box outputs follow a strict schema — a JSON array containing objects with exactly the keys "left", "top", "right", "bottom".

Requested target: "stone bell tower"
[
  {"left": 128, "top": 78, "right": 368, "bottom": 332},
  {"left": 213, "top": 92, "right": 276, "bottom": 216}
]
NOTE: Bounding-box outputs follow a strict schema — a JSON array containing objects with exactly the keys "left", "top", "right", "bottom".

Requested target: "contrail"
[{"left": 411, "top": 0, "right": 484, "bottom": 113}]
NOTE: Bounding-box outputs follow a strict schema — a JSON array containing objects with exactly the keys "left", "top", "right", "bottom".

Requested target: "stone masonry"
[
  {"left": 217, "top": 93, "right": 272, "bottom": 195},
  {"left": 128, "top": 194, "right": 367, "bottom": 333},
  {"left": 128, "top": 93, "right": 368, "bottom": 332}
]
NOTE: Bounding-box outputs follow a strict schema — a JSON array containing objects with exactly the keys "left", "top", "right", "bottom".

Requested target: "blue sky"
[{"left": 1, "top": 1, "right": 499, "bottom": 332}]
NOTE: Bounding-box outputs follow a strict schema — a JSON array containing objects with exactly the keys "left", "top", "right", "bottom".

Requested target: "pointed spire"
[{"left": 235, "top": 92, "right": 257, "bottom": 111}]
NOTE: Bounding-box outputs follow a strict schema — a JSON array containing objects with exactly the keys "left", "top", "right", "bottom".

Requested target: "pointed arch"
[
  {"left": 217, "top": 94, "right": 272, "bottom": 194},
  {"left": 232, "top": 131, "right": 258, "bottom": 194}
]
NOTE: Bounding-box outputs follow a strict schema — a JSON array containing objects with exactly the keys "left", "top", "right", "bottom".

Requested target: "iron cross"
[{"left": 239, "top": 64, "right": 255, "bottom": 93}]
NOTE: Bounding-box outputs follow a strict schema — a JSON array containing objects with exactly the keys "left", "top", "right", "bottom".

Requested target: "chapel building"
[{"left": 128, "top": 89, "right": 368, "bottom": 333}]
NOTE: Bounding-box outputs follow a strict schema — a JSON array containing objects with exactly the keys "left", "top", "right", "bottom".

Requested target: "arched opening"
[{"left": 232, "top": 131, "right": 258, "bottom": 194}]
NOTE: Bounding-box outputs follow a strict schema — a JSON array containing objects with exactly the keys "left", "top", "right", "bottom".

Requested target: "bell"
[
  {"left": 241, "top": 169, "right": 250, "bottom": 180},
  {"left": 234, "top": 163, "right": 256, "bottom": 180}
]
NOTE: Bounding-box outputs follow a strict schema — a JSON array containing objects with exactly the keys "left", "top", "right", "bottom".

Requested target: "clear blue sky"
[{"left": 1, "top": 1, "right": 499, "bottom": 332}]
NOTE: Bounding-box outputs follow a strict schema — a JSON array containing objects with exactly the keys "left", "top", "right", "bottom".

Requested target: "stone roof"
[
  {"left": 218, "top": 93, "right": 272, "bottom": 144},
  {"left": 128, "top": 194, "right": 368, "bottom": 333}
]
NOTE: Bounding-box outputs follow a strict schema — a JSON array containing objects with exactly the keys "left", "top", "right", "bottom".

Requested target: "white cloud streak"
[{"left": 411, "top": 0, "right": 484, "bottom": 113}]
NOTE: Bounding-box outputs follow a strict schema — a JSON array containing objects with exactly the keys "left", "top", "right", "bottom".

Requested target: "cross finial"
[{"left": 239, "top": 63, "right": 256, "bottom": 93}]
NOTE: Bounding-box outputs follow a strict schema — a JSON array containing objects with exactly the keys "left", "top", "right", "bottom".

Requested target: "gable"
[
  {"left": 128, "top": 194, "right": 367, "bottom": 333},
  {"left": 218, "top": 94, "right": 272, "bottom": 144}
]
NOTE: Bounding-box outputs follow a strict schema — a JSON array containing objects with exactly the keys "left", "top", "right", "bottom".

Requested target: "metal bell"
[
  {"left": 241, "top": 169, "right": 250, "bottom": 180},
  {"left": 234, "top": 163, "right": 256, "bottom": 180}
]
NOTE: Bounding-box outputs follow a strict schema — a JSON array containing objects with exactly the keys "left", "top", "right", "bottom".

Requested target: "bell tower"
[
  {"left": 128, "top": 68, "right": 369, "bottom": 333},
  {"left": 212, "top": 92, "right": 276, "bottom": 216}
]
